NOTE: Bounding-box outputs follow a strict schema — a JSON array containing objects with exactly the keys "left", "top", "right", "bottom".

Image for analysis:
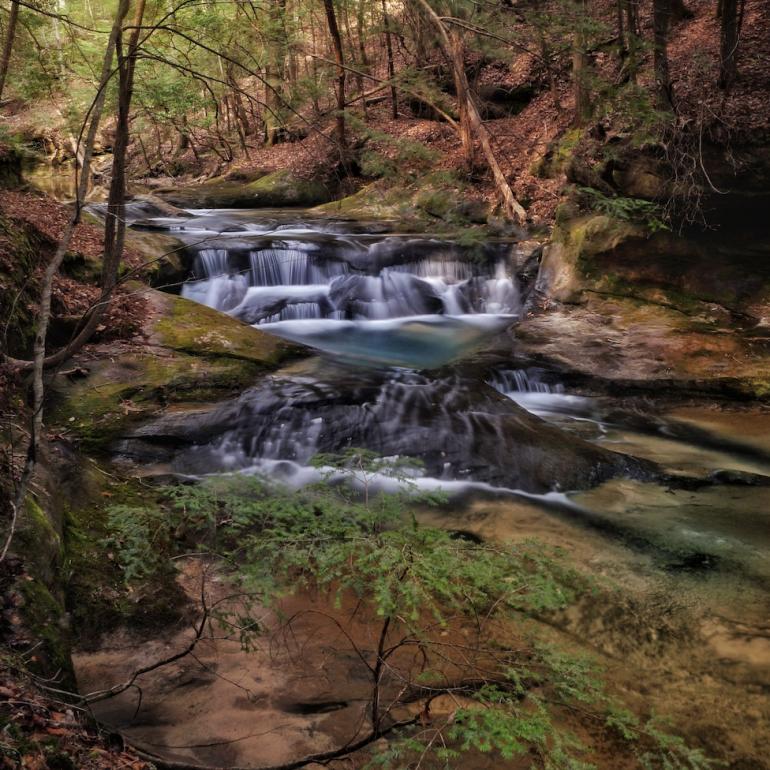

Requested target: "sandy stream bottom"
[{"left": 75, "top": 406, "right": 770, "bottom": 769}]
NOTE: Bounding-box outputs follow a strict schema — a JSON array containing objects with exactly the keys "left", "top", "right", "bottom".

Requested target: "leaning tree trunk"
[
  {"left": 449, "top": 30, "right": 475, "bottom": 173},
  {"left": 415, "top": 0, "right": 526, "bottom": 223},
  {"left": 0, "top": 0, "right": 20, "bottom": 104},
  {"left": 653, "top": 0, "right": 675, "bottom": 110},
  {"left": 322, "top": 0, "right": 347, "bottom": 146}
]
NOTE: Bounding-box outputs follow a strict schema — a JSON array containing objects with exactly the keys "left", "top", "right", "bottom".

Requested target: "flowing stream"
[{"left": 76, "top": 206, "right": 770, "bottom": 769}]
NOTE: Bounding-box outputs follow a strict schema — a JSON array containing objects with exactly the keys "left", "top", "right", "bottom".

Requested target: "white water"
[
  {"left": 138, "top": 210, "right": 607, "bottom": 497},
  {"left": 179, "top": 226, "right": 522, "bottom": 364},
  {"left": 487, "top": 368, "right": 598, "bottom": 421}
]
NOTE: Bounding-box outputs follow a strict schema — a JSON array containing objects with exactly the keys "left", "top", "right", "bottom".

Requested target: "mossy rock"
[
  {"left": 311, "top": 184, "right": 490, "bottom": 229},
  {"left": 47, "top": 290, "right": 308, "bottom": 455},
  {"left": 125, "top": 230, "right": 191, "bottom": 286},
  {"left": 154, "top": 293, "right": 303, "bottom": 364},
  {"left": 154, "top": 168, "right": 334, "bottom": 209},
  {"left": 16, "top": 496, "right": 63, "bottom": 587},
  {"left": 18, "top": 575, "right": 77, "bottom": 688},
  {"left": 63, "top": 477, "right": 189, "bottom": 648},
  {"left": 536, "top": 214, "right": 642, "bottom": 302},
  {"left": 0, "top": 212, "right": 44, "bottom": 356}
]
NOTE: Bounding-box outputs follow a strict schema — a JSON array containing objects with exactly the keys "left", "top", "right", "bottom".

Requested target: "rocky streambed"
[{"left": 32, "top": 194, "right": 770, "bottom": 769}]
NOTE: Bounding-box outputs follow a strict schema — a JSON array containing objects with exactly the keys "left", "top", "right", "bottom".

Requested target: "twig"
[{"left": 0, "top": 502, "right": 18, "bottom": 563}]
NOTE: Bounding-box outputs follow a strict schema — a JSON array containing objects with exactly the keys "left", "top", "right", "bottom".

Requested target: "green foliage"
[
  {"left": 576, "top": 187, "right": 669, "bottom": 232},
  {"left": 105, "top": 452, "right": 717, "bottom": 770}
]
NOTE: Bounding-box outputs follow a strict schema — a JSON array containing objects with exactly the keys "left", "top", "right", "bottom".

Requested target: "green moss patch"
[
  {"left": 18, "top": 575, "right": 76, "bottom": 689},
  {"left": 155, "top": 293, "right": 301, "bottom": 364},
  {"left": 63, "top": 477, "right": 189, "bottom": 649},
  {"left": 47, "top": 292, "right": 306, "bottom": 455}
]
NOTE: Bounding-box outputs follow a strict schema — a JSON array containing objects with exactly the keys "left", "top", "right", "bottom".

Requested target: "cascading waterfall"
[
  {"left": 182, "top": 233, "right": 521, "bottom": 327},
  {"left": 133, "top": 209, "right": 592, "bottom": 488}
]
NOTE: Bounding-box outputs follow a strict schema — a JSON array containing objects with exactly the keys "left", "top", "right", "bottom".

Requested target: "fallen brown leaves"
[
  {"left": 0, "top": 674, "right": 148, "bottom": 770},
  {"left": 0, "top": 190, "right": 148, "bottom": 350},
  {"left": 0, "top": 190, "right": 145, "bottom": 270}
]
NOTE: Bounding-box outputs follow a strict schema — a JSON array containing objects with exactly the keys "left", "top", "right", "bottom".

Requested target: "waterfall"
[
  {"left": 193, "top": 249, "right": 231, "bottom": 279},
  {"left": 248, "top": 249, "right": 349, "bottom": 287},
  {"left": 487, "top": 369, "right": 565, "bottom": 395},
  {"left": 178, "top": 228, "right": 527, "bottom": 366}
]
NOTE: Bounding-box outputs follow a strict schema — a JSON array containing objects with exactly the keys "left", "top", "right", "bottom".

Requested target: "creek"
[{"left": 77, "top": 206, "right": 770, "bottom": 769}]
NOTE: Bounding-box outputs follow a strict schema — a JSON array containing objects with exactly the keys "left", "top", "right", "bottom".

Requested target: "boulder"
[{"left": 154, "top": 169, "right": 334, "bottom": 209}]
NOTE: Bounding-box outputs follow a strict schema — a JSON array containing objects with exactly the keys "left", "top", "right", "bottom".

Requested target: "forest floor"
[
  {"left": 0, "top": 663, "right": 153, "bottom": 770},
  {"left": 4, "top": 0, "right": 769, "bottom": 228}
]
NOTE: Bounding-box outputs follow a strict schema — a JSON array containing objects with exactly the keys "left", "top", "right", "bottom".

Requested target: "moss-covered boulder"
[
  {"left": 310, "top": 183, "right": 494, "bottom": 231},
  {"left": 153, "top": 169, "right": 334, "bottom": 209},
  {"left": 126, "top": 230, "right": 191, "bottom": 287},
  {"left": 47, "top": 291, "right": 308, "bottom": 456},
  {"left": 537, "top": 205, "right": 770, "bottom": 318}
]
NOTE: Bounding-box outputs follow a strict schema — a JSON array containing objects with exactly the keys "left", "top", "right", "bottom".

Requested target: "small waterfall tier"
[{"left": 181, "top": 235, "right": 522, "bottom": 326}]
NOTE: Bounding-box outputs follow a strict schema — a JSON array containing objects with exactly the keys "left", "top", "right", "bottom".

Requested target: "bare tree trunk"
[
  {"left": 450, "top": 29, "right": 475, "bottom": 173},
  {"left": 0, "top": 0, "right": 20, "bottom": 104},
  {"left": 540, "top": 34, "right": 562, "bottom": 113},
  {"left": 356, "top": 0, "right": 370, "bottom": 120},
  {"left": 40, "top": 0, "right": 146, "bottom": 370},
  {"left": 624, "top": 0, "right": 639, "bottom": 82},
  {"left": 264, "top": 0, "right": 287, "bottom": 147},
  {"left": 322, "top": 0, "right": 347, "bottom": 146},
  {"left": 719, "top": 0, "right": 741, "bottom": 89},
  {"left": 572, "top": 0, "right": 592, "bottom": 127},
  {"left": 415, "top": 0, "right": 526, "bottom": 223},
  {"left": 381, "top": 0, "right": 397, "bottom": 119},
  {"left": 653, "top": 0, "right": 675, "bottom": 110}
]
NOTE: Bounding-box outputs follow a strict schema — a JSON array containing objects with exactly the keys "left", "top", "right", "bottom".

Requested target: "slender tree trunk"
[
  {"left": 230, "top": 74, "right": 252, "bottom": 137},
  {"left": 540, "top": 34, "right": 562, "bottom": 113},
  {"left": 49, "top": 0, "right": 146, "bottom": 367},
  {"left": 719, "top": 0, "right": 740, "bottom": 88},
  {"left": 653, "top": 0, "right": 675, "bottom": 110},
  {"left": 623, "top": 0, "right": 639, "bottom": 81},
  {"left": 415, "top": 0, "right": 526, "bottom": 223},
  {"left": 341, "top": 0, "right": 366, "bottom": 120},
  {"left": 616, "top": 0, "right": 625, "bottom": 57},
  {"left": 0, "top": 0, "right": 20, "bottom": 104},
  {"left": 381, "top": 0, "right": 398, "bottom": 119},
  {"left": 356, "top": 0, "right": 370, "bottom": 120},
  {"left": 322, "top": 0, "right": 347, "bottom": 146},
  {"left": 264, "top": 0, "right": 288, "bottom": 147},
  {"left": 572, "top": 0, "right": 592, "bottom": 127}
]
